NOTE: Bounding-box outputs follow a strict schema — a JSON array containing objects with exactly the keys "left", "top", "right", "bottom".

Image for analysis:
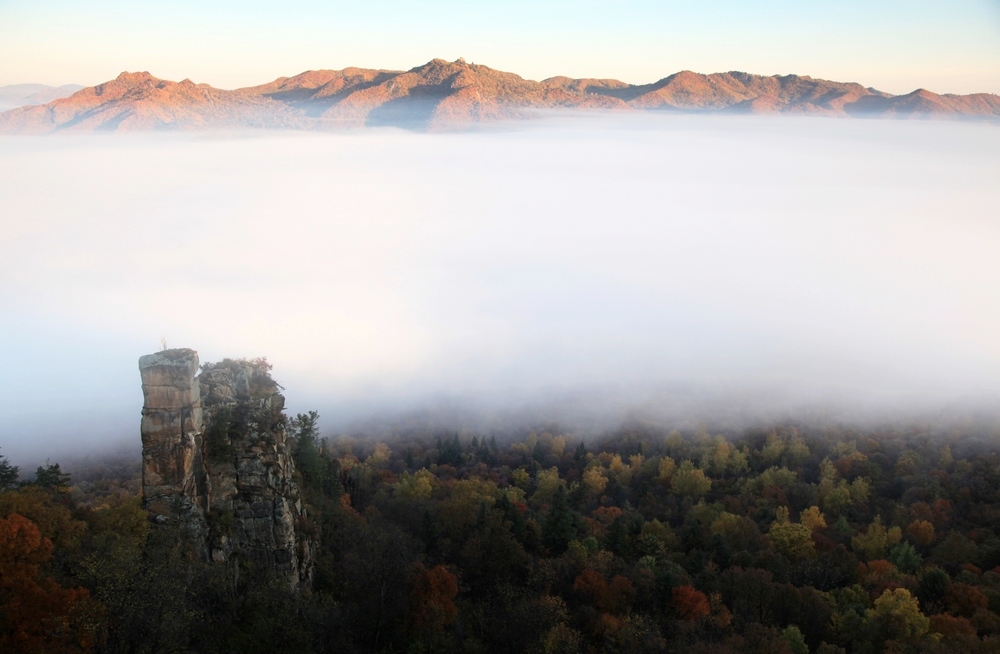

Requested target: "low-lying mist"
[{"left": 1, "top": 113, "right": 999, "bottom": 466}]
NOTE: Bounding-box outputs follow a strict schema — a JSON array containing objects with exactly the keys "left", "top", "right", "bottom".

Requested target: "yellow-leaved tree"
[
  {"left": 800, "top": 506, "right": 827, "bottom": 531},
  {"left": 767, "top": 514, "right": 814, "bottom": 560},
  {"left": 394, "top": 469, "right": 434, "bottom": 500},
  {"left": 865, "top": 588, "right": 929, "bottom": 643},
  {"left": 852, "top": 516, "right": 901, "bottom": 560},
  {"left": 670, "top": 461, "right": 711, "bottom": 498}
]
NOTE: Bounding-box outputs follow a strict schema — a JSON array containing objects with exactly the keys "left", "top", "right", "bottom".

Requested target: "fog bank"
[{"left": 1, "top": 114, "right": 998, "bottom": 465}]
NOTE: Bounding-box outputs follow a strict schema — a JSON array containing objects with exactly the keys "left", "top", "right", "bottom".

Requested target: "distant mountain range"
[
  {"left": 1, "top": 59, "right": 998, "bottom": 133},
  {"left": 0, "top": 83, "right": 84, "bottom": 113}
]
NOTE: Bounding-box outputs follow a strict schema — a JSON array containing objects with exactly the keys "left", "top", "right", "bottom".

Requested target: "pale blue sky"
[{"left": 1, "top": 0, "right": 998, "bottom": 94}]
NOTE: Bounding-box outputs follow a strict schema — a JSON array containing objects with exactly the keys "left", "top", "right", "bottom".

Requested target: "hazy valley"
[{"left": 3, "top": 10, "right": 1000, "bottom": 650}]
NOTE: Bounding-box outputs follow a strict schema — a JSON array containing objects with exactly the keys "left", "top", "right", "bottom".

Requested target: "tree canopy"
[{"left": 4, "top": 422, "right": 1000, "bottom": 653}]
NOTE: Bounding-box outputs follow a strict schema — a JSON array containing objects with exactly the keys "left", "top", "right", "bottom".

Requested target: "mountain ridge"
[
  {"left": 0, "top": 83, "right": 84, "bottom": 112},
  {"left": 2, "top": 58, "right": 998, "bottom": 133}
]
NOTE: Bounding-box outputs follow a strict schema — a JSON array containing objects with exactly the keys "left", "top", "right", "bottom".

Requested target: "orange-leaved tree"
[
  {"left": 410, "top": 563, "right": 459, "bottom": 635},
  {"left": 0, "top": 513, "right": 94, "bottom": 653},
  {"left": 573, "top": 569, "right": 635, "bottom": 615},
  {"left": 671, "top": 585, "right": 710, "bottom": 621}
]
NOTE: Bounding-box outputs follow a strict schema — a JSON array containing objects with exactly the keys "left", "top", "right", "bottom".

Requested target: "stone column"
[{"left": 138, "top": 348, "right": 205, "bottom": 525}]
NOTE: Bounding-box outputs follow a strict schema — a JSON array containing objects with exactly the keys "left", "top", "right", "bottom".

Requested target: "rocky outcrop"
[
  {"left": 139, "top": 349, "right": 313, "bottom": 587},
  {"left": 138, "top": 349, "right": 206, "bottom": 540}
]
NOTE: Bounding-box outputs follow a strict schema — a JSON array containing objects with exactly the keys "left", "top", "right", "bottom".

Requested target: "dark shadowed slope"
[{"left": 1, "top": 59, "right": 997, "bottom": 133}]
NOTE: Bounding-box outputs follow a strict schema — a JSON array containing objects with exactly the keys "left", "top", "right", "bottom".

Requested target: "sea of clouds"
[{"left": 1, "top": 113, "right": 999, "bottom": 465}]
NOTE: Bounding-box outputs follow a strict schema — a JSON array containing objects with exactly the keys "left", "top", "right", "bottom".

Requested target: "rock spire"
[{"left": 139, "top": 348, "right": 313, "bottom": 587}]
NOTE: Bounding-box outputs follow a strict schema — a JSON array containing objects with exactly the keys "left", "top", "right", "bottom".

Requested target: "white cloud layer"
[{"left": 1, "top": 114, "right": 999, "bottom": 464}]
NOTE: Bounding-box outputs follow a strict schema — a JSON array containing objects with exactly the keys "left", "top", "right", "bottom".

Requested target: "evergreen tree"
[
  {"left": 605, "top": 515, "right": 629, "bottom": 557},
  {"left": 420, "top": 509, "right": 438, "bottom": 554},
  {"left": 533, "top": 439, "right": 547, "bottom": 463},
  {"left": 543, "top": 486, "right": 577, "bottom": 555},
  {"left": 290, "top": 411, "right": 324, "bottom": 492},
  {"left": 0, "top": 448, "right": 18, "bottom": 490},
  {"left": 497, "top": 493, "right": 527, "bottom": 543},
  {"left": 34, "top": 462, "right": 70, "bottom": 489}
]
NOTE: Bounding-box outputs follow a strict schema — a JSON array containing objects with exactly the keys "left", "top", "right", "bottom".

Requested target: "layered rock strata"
[{"left": 139, "top": 349, "right": 313, "bottom": 587}]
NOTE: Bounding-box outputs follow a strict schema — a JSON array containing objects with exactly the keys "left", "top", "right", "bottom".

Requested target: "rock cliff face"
[{"left": 139, "top": 349, "right": 313, "bottom": 587}]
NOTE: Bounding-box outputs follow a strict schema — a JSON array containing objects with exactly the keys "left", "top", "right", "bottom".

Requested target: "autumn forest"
[{"left": 4, "top": 389, "right": 1000, "bottom": 653}]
